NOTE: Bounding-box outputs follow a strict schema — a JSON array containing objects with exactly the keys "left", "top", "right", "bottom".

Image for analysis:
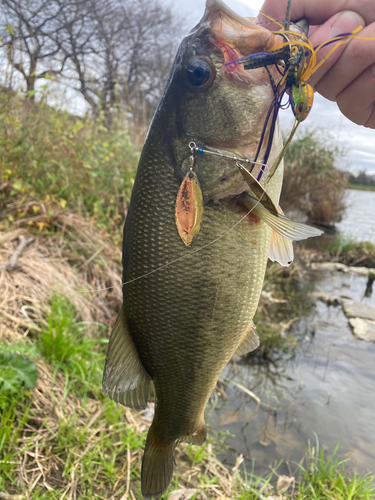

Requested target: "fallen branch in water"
[
  {"left": 220, "top": 376, "right": 277, "bottom": 412},
  {"left": 0, "top": 235, "right": 34, "bottom": 271},
  {"left": 280, "top": 316, "right": 299, "bottom": 336}
]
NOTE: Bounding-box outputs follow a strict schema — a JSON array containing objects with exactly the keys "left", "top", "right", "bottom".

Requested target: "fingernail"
[{"left": 329, "top": 11, "right": 364, "bottom": 38}]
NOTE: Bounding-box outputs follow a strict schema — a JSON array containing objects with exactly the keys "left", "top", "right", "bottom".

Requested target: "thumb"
[{"left": 308, "top": 10, "right": 365, "bottom": 94}]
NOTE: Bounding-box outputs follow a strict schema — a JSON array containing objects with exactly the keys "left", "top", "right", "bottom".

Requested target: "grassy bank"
[
  {"left": 0, "top": 91, "right": 138, "bottom": 243},
  {"left": 1, "top": 217, "right": 374, "bottom": 499},
  {"left": 254, "top": 262, "right": 315, "bottom": 358},
  {"left": 1, "top": 274, "right": 374, "bottom": 499},
  {"left": 280, "top": 130, "right": 346, "bottom": 226},
  {"left": 299, "top": 233, "right": 375, "bottom": 269}
]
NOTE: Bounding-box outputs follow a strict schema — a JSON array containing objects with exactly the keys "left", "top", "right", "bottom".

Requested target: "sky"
[{"left": 177, "top": 0, "right": 375, "bottom": 173}]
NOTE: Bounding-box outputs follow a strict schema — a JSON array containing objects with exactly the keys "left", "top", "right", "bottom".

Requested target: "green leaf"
[
  {"left": 12, "top": 180, "right": 22, "bottom": 191},
  {"left": 0, "top": 353, "right": 38, "bottom": 395}
]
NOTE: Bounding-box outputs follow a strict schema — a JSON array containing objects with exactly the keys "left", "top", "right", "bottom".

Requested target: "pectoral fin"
[
  {"left": 102, "top": 305, "right": 152, "bottom": 409},
  {"left": 235, "top": 321, "right": 259, "bottom": 356},
  {"left": 242, "top": 192, "right": 323, "bottom": 241},
  {"left": 268, "top": 229, "right": 294, "bottom": 267},
  {"left": 238, "top": 164, "right": 279, "bottom": 215}
]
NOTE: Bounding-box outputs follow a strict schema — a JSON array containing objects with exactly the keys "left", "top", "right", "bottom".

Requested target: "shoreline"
[{"left": 347, "top": 183, "right": 375, "bottom": 192}]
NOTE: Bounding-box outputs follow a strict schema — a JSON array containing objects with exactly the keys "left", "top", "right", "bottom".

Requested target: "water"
[
  {"left": 209, "top": 189, "right": 375, "bottom": 477},
  {"left": 336, "top": 189, "right": 375, "bottom": 244}
]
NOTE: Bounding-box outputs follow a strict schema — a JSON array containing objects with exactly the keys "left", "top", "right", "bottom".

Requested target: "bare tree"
[
  {"left": 0, "top": 0, "right": 182, "bottom": 130},
  {"left": 116, "top": 0, "right": 180, "bottom": 136},
  {"left": 0, "top": 0, "right": 69, "bottom": 96},
  {"left": 51, "top": 0, "right": 99, "bottom": 110},
  {"left": 55, "top": 0, "right": 181, "bottom": 127}
]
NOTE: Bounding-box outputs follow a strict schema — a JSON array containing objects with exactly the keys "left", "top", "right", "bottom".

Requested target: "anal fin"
[
  {"left": 102, "top": 305, "right": 152, "bottom": 409},
  {"left": 235, "top": 321, "right": 259, "bottom": 356},
  {"left": 182, "top": 417, "right": 207, "bottom": 445}
]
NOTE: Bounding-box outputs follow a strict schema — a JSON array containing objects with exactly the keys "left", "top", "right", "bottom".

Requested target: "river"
[
  {"left": 336, "top": 189, "right": 375, "bottom": 244},
  {"left": 209, "top": 189, "right": 375, "bottom": 478}
]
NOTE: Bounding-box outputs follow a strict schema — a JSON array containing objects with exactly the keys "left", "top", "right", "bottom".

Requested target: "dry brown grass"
[
  {"left": 2, "top": 356, "right": 263, "bottom": 499},
  {"left": 0, "top": 198, "right": 297, "bottom": 500},
  {"left": 1, "top": 211, "right": 271, "bottom": 500},
  {"left": 0, "top": 211, "right": 122, "bottom": 346}
]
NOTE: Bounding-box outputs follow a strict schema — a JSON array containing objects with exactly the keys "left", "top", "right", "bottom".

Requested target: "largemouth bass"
[{"left": 103, "top": 1, "right": 321, "bottom": 498}]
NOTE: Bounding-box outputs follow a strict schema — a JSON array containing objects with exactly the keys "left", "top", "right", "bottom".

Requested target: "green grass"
[
  {"left": 328, "top": 233, "right": 358, "bottom": 254},
  {"left": 37, "top": 295, "right": 108, "bottom": 397},
  {"left": 293, "top": 440, "right": 375, "bottom": 500},
  {"left": 347, "top": 183, "right": 375, "bottom": 192},
  {"left": 1, "top": 296, "right": 375, "bottom": 498},
  {"left": 0, "top": 295, "right": 146, "bottom": 498},
  {"left": 0, "top": 400, "right": 32, "bottom": 489},
  {"left": 327, "top": 234, "right": 375, "bottom": 267},
  {"left": 0, "top": 353, "right": 38, "bottom": 410}
]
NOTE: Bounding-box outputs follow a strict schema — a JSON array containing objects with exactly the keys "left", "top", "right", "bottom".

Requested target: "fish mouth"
[{"left": 197, "top": 0, "right": 284, "bottom": 83}]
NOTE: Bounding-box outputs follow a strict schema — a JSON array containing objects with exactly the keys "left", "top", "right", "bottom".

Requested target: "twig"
[
  {"left": 280, "top": 316, "right": 298, "bottom": 335},
  {"left": 0, "top": 309, "right": 41, "bottom": 332},
  {"left": 120, "top": 444, "right": 131, "bottom": 500},
  {"left": 0, "top": 235, "right": 34, "bottom": 271},
  {"left": 220, "top": 376, "right": 277, "bottom": 412},
  {"left": 0, "top": 493, "right": 25, "bottom": 500},
  {"left": 129, "top": 490, "right": 136, "bottom": 500},
  {"left": 78, "top": 244, "right": 105, "bottom": 269}
]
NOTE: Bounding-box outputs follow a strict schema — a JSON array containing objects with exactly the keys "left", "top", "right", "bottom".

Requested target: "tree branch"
[{"left": 0, "top": 235, "right": 34, "bottom": 272}]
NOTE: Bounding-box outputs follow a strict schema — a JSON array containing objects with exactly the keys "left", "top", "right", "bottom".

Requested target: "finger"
[
  {"left": 314, "top": 22, "right": 375, "bottom": 100},
  {"left": 259, "top": 0, "right": 375, "bottom": 27},
  {"left": 336, "top": 62, "right": 375, "bottom": 127},
  {"left": 307, "top": 11, "right": 365, "bottom": 92}
]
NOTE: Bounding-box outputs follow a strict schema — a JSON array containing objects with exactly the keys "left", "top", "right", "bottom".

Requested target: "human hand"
[{"left": 257, "top": 0, "right": 375, "bottom": 128}]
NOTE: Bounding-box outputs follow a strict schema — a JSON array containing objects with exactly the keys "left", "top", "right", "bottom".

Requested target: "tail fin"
[{"left": 141, "top": 423, "right": 177, "bottom": 500}]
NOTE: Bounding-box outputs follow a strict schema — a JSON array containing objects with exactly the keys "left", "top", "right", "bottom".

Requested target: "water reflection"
[
  {"left": 208, "top": 267, "right": 375, "bottom": 477},
  {"left": 336, "top": 189, "right": 375, "bottom": 243}
]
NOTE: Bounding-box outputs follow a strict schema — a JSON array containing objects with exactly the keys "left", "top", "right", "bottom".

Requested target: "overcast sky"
[{"left": 177, "top": 0, "right": 375, "bottom": 173}]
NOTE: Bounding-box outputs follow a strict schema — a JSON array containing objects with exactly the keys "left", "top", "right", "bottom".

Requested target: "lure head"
[{"left": 291, "top": 82, "right": 314, "bottom": 122}]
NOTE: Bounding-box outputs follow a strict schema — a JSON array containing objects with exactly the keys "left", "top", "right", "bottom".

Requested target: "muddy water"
[{"left": 208, "top": 203, "right": 375, "bottom": 476}]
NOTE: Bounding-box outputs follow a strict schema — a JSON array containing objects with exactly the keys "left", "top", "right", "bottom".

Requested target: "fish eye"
[{"left": 186, "top": 60, "right": 212, "bottom": 87}]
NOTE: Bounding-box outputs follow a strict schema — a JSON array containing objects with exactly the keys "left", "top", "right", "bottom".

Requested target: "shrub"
[
  {"left": 280, "top": 129, "right": 347, "bottom": 226},
  {"left": 0, "top": 90, "right": 138, "bottom": 237}
]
